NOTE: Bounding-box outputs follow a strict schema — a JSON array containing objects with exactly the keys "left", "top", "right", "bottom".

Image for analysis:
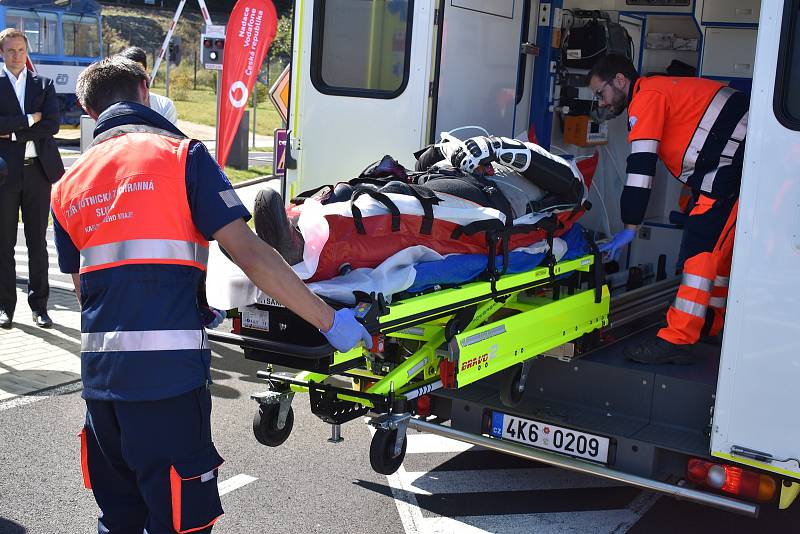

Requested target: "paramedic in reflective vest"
[
  {"left": 51, "top": 57, "right": 371, "bottom": 534},
  {"left": 588, "top": 54, "right": 745, "bottom": 365}
]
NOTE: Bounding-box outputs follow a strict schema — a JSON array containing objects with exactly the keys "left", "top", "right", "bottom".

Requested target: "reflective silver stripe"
[
  {"left": 81, "top": 329, "right": 209, "bottom": 352},
  {"left": 673, "top": 297, "right": 707, "bottom": 318},
  {"left": 709, "top": 297, "right": 727, "bottom": 308},
  {"left": 730, "top": 113, "right": 748, "bottom": 142},
  {"left": 714, "top": 276, "right": 729, "bottom": 288},
  {"left": 631, "top": 139, "right": 659, "bottom": 153},
  {"left": 682, "top": 273, "right": 713, "bottom": 292},
  {"left": 626, "top": 173, "right": 654, "bottom": 189},
  {"left": 721, "top": 139, "right": 739, "bottom": 159},
  {"left": 700, "top": 168, "right": 719, "bottom": 193},
  {"left": 682, "top": 87, "right": 736, "bottom": 177},
  {"left": 80, "top": 239, "right": 209, "bottom": 269}
]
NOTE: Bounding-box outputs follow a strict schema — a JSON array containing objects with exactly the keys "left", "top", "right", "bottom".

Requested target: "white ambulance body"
[{"left": 279, "top": 0, "right": 800, "bottom": 515}]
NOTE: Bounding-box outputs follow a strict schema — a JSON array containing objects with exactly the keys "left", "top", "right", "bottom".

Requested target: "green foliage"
[
  {"left": 268, "top": 11, "right": 293, "bottom": 65},
  {"left": 170, "top": 61, "right": 194, "bottom": 101}
]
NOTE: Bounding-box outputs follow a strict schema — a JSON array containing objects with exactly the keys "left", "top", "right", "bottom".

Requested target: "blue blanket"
[{"left": 408, "top": 224, "right": 589, "bottom": 293}]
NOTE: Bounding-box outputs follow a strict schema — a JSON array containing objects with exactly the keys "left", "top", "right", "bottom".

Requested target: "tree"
[{"left": 268, "top": 9, "right": 292, "bottom": 65}]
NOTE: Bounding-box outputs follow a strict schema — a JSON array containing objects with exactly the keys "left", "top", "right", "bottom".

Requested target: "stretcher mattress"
[{"left": 205, "top": 224, "right": 589, "bottom": 309}]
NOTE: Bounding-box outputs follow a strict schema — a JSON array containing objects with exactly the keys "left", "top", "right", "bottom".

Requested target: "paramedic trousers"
[
  {"left": 658, "top": 194, "right": 738, "bottom": 345},
  {"left": 80, "top": 386, "right": 224, "bottom": 534}
]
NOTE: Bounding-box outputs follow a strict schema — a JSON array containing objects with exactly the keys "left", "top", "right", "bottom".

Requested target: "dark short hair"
[
  {"left": 76, "top": 57, "right": 148, "bottom": 115},
  {"left": 119, "top": 46, "right": 148, "bottom": 70},
  {"left": 0, "top": 28, "right": 28, "bottom": 51},
  {"left": 587, "top": 54, "right": 638, "bottom": 84}
]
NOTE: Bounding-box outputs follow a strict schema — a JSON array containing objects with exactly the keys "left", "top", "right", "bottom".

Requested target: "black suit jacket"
[{"left": 0, "top": 70, "right": 65, "bottom": 188}]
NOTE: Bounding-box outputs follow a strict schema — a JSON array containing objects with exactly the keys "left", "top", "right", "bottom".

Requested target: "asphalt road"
[{"left": 1, "top": 348, "right": 798, "bottom": 534}]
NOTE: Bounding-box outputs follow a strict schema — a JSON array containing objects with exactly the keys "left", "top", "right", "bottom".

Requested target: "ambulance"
[{"left": 258, "top": 0, "right": 800, "bottom": 517}]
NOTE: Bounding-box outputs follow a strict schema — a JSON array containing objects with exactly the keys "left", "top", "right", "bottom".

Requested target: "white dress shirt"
[
  {"left": 3, "top": 65, "right": 37, "bottom": 158},
  {"left": 149, "top": 92, "right": 178, "bottom": 125}
]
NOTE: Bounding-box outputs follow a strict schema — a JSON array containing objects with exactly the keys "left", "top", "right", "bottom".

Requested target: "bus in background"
[{"left": 0, "top": 0, "right": 102, "bottom": 124}]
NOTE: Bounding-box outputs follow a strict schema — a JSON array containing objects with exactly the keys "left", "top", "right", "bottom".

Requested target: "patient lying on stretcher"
[{"left": 251, "top": 135, "right": 590, "bottom": 282}]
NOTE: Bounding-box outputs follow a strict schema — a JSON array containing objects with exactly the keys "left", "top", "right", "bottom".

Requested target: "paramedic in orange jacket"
[
  {"left": 588, "top": 54, "right": 746, "bottom": 364},
  {"left": 52, "top": 57, "right": 371, "bottom": 533}
]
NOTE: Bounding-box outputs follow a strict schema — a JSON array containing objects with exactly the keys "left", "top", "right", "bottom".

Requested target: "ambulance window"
[
  {"left": 775, "top": 0, "right": 800, "bottom": 129},
  {"left": 311, "top": 0, "right": 413, "bottom": 98}
]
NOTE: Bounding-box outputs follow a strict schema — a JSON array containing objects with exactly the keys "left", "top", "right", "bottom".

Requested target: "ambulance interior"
[
  {"left": 421, "top": 0, "right": 760, "bottom": 481},
  {"left": 212, "top": 0, "right": 768, "bottom": 492}
]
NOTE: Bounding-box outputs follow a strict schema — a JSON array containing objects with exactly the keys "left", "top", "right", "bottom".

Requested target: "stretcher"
[{"left": 208, "top": 237, "right": 610, "bottom": 475}]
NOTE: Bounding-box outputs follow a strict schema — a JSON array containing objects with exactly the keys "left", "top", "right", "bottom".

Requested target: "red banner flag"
[{"left": 217, "top": 0, "right": 278, "bottom": 167}]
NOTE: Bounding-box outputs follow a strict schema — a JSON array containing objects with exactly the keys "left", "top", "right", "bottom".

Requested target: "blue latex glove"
[
  {"left": 598, "top": 228, "right": 636, "bottom": 262},
  {"left": 320, "top": 308, "right": 373, "bottom": 352},
  {"left": 201, "top": 306, "right": 226, "bottom": 329}
]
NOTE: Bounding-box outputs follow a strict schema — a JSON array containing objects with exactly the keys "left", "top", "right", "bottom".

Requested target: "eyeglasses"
[{"left": 593, "top": 81, "right": 609, "bottom": 101}]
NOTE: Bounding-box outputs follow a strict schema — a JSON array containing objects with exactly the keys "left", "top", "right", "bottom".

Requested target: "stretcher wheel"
[
  {"left": 253, "top": 404, "right": 294, "bottom": 447},
  {"left": 369, "top": 428, "right": 407, "bottom": 475},
  {"left": 500, "top": 364, "right": 526, "bottom": 408}
]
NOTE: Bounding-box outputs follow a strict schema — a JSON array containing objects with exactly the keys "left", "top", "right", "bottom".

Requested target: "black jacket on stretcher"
[{"left": 621, "top": 76, "right": 749, "bottom": 225}]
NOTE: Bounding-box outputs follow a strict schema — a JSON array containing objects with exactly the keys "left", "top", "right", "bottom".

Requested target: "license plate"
[
  {"left": 490, "top": 412, "right": 610, "bottom": 463},
  {"left": 241, "top": 307, "right": 270, "bottom": 331},
  {"left": 256, "top": 294, "right": 284, "bottom": 308}
]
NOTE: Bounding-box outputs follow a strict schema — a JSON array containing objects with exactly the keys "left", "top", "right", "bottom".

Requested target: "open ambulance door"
[
  {"left": 710, "top": 0, "right": 800, "bottom": 482},
  {"left": 285, "top": 0, "right": 436, "bottom": 198},
  {"left": 431, "top": 0, "right": 531, "bottom": 141}
]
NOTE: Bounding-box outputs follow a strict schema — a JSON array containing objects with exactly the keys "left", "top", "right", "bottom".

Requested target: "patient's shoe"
[
  {"left": 624, "top": 337, "right": 694, "bottom": 365},
  {"left": 253, "top": 188, "right": 305, "bottom": 265}
]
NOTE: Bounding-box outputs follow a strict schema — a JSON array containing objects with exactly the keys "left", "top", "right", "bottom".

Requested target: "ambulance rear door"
[
  {"left": 286, "top": 0, "right": 435, "bottom": 197},
  {"left": 432, "top": 0, "right": 529, "bottom": 140},
  {"left": 710, "top": 0, "right": 800, "bottom": 480}
]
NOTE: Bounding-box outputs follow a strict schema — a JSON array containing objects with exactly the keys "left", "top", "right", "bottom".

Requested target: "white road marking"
[
  {"left": 424, "top": 509, "right": 645, "bottom": 534},
  {"left": 218, "top": 474, "right": 258, "bottom": 496},
  {"left": 372, "top": 426, "right": 662, "bottom": 534},
  {"left": 0, "top": 380, "right": 83, "bottom": 411}
]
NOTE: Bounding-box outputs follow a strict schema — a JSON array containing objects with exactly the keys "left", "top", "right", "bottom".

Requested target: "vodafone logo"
[{"left": 229, "top": 81, "right": 249, "bottom": 108}]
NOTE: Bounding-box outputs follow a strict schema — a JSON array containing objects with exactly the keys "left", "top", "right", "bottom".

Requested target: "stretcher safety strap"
[
  {"left": 673, "top": 297, "right": 707, "bottom": 319},
  {"left": 350, "top": 189, "right": 401, "bottom": 234},
  {"left": 80, "top": 239, "right": 209, "bottom": 269},
  {"left": 681, "top": 273, "right": 714, "bottom": 292},
  {"left": 81, "top": 329, "right": 209, "bottom": 352}
]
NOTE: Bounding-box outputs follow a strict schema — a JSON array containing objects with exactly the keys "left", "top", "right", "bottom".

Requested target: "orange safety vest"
[
  {"left": 51, "top": 126, "right": 209, "bottom": 273},
  {"left": 51, "top": 124, "right": 213, "bottom": 401},
  {"left": 627, "top": 76, "right": 747, "bottom": 186}
]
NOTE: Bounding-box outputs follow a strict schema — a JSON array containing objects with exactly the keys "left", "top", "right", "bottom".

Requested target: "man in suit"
[{"left": 0, "top": 28, "right": 65, "bottom": 328}]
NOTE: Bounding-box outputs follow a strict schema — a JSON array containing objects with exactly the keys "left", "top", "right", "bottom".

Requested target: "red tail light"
[
  {"left": 232, "top": 316, "right": 241, "bottom": 335},
  {"left": 416, "top": 394, "right": 432, "bottom": 417},
  {"left": 687, "top": 458, "right": 777, "bottom": 502}
]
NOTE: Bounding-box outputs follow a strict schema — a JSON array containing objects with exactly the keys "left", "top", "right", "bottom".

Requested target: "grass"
[
  {"left": 224, "top": 165, "right": 273, "bottom": 184},
  {"left": 151, "top": 87, "right": 285, "bottom": 138}
]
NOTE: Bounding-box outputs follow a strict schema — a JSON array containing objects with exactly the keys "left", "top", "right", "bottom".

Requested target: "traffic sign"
[
  {"left": 274, "top": 128, "right": 287, "bottom": 175},
  {"left": 269, "top": 64, "right": 290, "bottom": 124}
]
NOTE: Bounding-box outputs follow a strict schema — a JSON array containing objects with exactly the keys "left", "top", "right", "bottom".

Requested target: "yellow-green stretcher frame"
[{"left": 273, "top": 253, "right": 610, "bottom": 410}]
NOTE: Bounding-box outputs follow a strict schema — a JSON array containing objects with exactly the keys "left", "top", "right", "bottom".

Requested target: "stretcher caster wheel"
[
  {"left": 500, "top": 363, "right": 528, "bottom": 408},
  {"left": 369, "top": 428, "right": 407, "bottom": 475},
  {"left": 253, "top": 404, "right": 294, "bottom": 447}
]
